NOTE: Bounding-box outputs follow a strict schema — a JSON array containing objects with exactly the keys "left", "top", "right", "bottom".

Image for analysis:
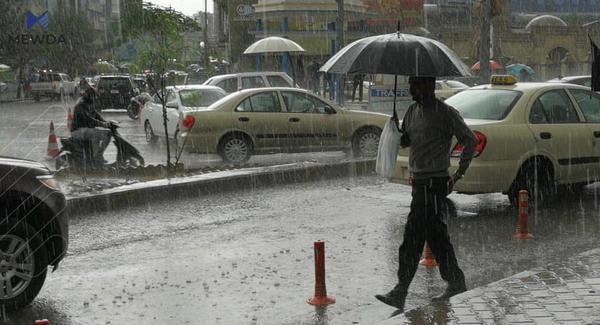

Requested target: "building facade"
[
  {"left": 22, "top": 0, "right": 121, "bottom": 52},
  {"left": 214, "top": 0, "right": 258, "bottom": 72},
  {"left": 425, "top": 1, "right": 600, "bottom": 80}
]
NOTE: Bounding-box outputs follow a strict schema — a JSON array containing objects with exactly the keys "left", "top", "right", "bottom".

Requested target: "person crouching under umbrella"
[{"left": 375, "top": 76, "right": 477, "bottom": 311}]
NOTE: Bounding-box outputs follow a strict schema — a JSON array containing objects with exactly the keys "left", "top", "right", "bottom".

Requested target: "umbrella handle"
[{"left": 392, "top": 75, "right": 398, "bottom": 117}]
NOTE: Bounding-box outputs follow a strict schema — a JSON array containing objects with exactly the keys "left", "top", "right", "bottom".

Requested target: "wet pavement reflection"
[{"left": 3, "top": 177, "right": 600, "bottom": 324}]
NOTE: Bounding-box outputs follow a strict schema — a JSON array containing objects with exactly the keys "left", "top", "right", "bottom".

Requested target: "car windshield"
[
  {"left": 99, "top": 77, "right": 131, "bottom": 89},
  {"left": 179, "top": 89, "right": 227, "bottom": 107},
  {"left": 445, "top": 89, "right": 522, "bottom": 120}
]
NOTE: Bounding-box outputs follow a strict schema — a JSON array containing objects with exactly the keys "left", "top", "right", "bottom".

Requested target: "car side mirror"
[
  {"left": 325, "top": 106, "right": 336, "bottom": 114},
  {"left": 166, "top": 101, "right": 178, "bottom": 109}
]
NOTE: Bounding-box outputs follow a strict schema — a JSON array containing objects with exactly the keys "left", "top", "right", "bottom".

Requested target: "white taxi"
[{"left": 391, "top": 75, "right": 600, "bottom": 205}]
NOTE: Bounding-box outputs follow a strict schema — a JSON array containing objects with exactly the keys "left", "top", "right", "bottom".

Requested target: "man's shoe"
[
  {"left": 431, "top": 281, "right": 467, "bottom": 302},
  {"left": 375, "top": 289, "right": 407, "bottom": 310}
]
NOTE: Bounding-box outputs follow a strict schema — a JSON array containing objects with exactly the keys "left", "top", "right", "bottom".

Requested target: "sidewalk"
[{"left": 382, "top": 248, "right": 600, "bottom": 324}]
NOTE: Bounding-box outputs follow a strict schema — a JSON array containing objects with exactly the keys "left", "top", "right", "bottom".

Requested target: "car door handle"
[
  {"left": 289, "top": 117, "right": 300, "bottom": 122},
  {"left": 540, "top": 132, "right": 552, "bottom": 140},
  {"left": 594, "top": 131, "right": 600, "bottom": 138},
  {"left": 238, "top": 117, "right": 249, "bottom": 122}
]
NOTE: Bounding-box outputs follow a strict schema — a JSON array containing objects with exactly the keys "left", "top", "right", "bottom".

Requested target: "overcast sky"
[{"left": 147, "top": 0, "right": 214, "bottom": 16}]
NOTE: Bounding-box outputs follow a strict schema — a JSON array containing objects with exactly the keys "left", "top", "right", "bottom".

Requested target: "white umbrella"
[
  {"left": 0, "top": 64, "right": 11, "bottom": 72},
  {"left": 243, "top": 36, "right": 305, "bottom": 54}
]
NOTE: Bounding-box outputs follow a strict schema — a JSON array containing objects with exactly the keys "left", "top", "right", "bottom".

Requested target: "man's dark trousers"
[{"left": 396, "top": 176, "right": 465, "bottom": 291}]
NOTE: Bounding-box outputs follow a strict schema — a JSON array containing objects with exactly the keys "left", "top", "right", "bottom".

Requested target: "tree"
[
  {"left": 0, "top": 1, "right": 43, "bottom": 98},
  {"left": 0, "top": 3, "right": 96, "bottom": 97},
  {"left": 123, "top": 3, "right": 200, "bottom": 167}
]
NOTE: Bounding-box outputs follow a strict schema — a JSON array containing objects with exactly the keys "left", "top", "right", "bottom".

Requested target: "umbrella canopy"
[
  {"left": 0, "top": 64, "right": 10, "bottom": 72},
  {"left": 471, "top": 60, "right": 504, "bottom": 71},
  {"left": 319, "top": 32, "right": 471, "bottom": 77},
  {"left": 506, "top": 63, "right": 535, "bottom": 77},
  {"left": 243, "top": 36, "right": 305, "bottom": 54}
]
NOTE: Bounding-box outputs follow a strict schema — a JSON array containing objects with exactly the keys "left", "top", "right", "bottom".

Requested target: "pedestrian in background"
[
  {"left": 351, "top": 73, "right": 365, "bottom": 102},
  {"left": 375, "top": 76, "right": 477, "bottom": 311},
  {"left": 519, "top": 69, "right": 531, "bottom": 82}
]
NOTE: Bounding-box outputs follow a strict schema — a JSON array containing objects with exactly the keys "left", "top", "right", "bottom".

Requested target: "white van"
[{"left": 203, "top": 72, "right": 295, "bottom": 93}]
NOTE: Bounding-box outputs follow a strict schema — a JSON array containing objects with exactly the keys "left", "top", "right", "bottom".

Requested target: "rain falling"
[{"left": 1, "top": 0, "right": 600, "bottom": 324}]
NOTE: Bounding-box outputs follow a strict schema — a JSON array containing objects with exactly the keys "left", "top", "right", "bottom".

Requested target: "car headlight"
[{"left": 37, "top": 175, "right": 60, "bottom": 190}]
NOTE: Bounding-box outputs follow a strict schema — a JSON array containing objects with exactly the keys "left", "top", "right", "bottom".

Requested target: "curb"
[
  {"left": 66, "top": 159, "right": 376, "bottom": 216},
  {"left": 0, "top": 98, "right": 34, "bottom": 103}
]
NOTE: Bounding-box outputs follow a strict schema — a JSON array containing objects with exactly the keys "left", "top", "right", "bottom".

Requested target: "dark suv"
[
  {"left": 95, "top": 75, "right": 138, "bottom": 110},
  {"left": 0, "top": 157, "right": 68, "bottom": 311}
]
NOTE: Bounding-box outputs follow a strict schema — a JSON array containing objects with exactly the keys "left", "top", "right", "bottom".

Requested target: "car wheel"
[
  {"left": 219, "top": 134, "right": 252, "bottom": 164},
  {"left": 144, "top": 120, "right": 157, "bottom": 144},
  {"left": 508, "top": 159, "right": 553, "bottom": 207},
  {"left": 127, "top": 102, "right": 139, "bottom": 120},
  {"left": 352, "top": 128, "right": 381, "bottom": 158},
  {"left": 0, "top": 221, "right": 48, "bottom": 311}
]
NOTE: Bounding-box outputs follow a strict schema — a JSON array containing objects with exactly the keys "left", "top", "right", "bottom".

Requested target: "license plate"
[{"left": 110, "top": 90, "right": 119, "bottom": 94}]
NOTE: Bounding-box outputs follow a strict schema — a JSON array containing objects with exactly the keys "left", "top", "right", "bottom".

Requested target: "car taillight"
[
  {"left": 451, "top": 130, "right": 487, "bottom": 158},
  {"left": 182, "top": 115, "right": 195, "bottom": 129}
]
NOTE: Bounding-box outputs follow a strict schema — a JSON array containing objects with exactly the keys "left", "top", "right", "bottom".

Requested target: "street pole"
[
  {"left": 203, "top": 0, "right": 209, "bottom": 74},
  {"left": 336, "top": 0, "right": 344, "bottom": 106},
  {"left": 479, "top": 0, "right": 491, "bottom": 84}
]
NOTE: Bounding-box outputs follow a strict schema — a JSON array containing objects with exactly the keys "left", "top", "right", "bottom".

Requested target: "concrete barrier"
[{"left": 66, "top": 160, "right": 376, "bottom": 216}]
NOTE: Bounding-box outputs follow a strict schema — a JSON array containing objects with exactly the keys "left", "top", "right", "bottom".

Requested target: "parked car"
[
  {"left": 203, "top": 72, "right": 295, "bottom": 93},
  {"left": 131, "top": 74, "right": 148, "bottom": 92},
  {"left": 29, "top": 71, "right": 78, "bottom": 101},
  {"left": 0, "top": 81, "right": 7, "bottom": 94},
  {"left": 391, "top": 75, "right": 600, "bottom": 205},
  {"left": 0, "top": 156, "right": 68, "bottom": 311},
  {"left": 435, "top": 80, "right": 469, "bottom": 100},
  {"left": 95, "top": 75, "right": 138, "bottom": 111},
  {"left": 177, "top": 87, "right": 388, "bottom": 164},
  {"left": 547, "top": 75, "right": 591, "bottom": 87},
  {"left": 141, "top": 85, "right": 227, "bottom": 145}
]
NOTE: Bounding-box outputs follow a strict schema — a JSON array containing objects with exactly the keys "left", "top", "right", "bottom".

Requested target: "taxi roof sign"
[{"left": 490, "top": 75, "right": 517, "bottom": 85}]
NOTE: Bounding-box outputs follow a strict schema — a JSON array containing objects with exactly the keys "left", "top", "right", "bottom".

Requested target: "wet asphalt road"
[
  {"left": 5, "top": 175, "right": 600, "bottom": 324},
  {"left": 0, "top": 99, "right": 358, "bottom": 170}
]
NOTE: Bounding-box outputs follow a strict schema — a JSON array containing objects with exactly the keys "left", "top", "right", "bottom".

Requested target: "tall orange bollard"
[
  {"left": 419, "top": 241, "right": 438, "bottom": 267},
  {"left": 513, "top": 190, "right": 533, "bottom": 239},
  {"left": 34, "top": 320, "right": 50, "bottom": 325},
  {"left": 67, "top": 108, "right": 73, "bottom": 132},
  {"left": 47, "top": 121, "right": 59, "bottom": 158},
  {"left": 308, "top": 241, "right": 335, "bottom": 306}
]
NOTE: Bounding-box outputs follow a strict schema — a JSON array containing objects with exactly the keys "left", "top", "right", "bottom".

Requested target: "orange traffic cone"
[
  {"left": 307, "top": 241, "right": 335, "bottom": 306},
  {"left": 419, "top": 242, "right": 438, "bottom": 267},
  {"left": 513, "top": 190, "right": 533, "bottom": 239},
  {"left": 67, "top": 108, "right": 73, "bottom": 132},
  {"left": 47, "top": 121, "right": 59, "bottom": 158},
  {"left": 34, "top": 320, "right": 50, "bottom": 325}
]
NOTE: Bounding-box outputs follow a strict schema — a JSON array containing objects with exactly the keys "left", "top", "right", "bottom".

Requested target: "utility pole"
[
  {"left": 335, "top": 0, "right": 344, "bottom": 106},
  {"left": 203, "top": 0, "right": 209, "bottom": 74},
  {"left": 479, "top": 0, "right": 491, "bottom": 83}
]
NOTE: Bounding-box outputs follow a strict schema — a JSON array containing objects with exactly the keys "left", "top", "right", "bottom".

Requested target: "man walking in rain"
[{"left": 375, "top": 76, "right": 477, "bottom": 311}]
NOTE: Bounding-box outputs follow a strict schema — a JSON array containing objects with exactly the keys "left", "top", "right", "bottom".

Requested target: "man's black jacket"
[{"left": 71, "top": 99, "right": 107, "bottom": 132}]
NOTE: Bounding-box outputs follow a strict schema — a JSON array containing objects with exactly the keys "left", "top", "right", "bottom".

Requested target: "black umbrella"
[
  {"left": 320, "top": 31, "right": 470, "bottom": 118},
  {"left": 320, "top": 32, "right": 470, "bottom": 76}
]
